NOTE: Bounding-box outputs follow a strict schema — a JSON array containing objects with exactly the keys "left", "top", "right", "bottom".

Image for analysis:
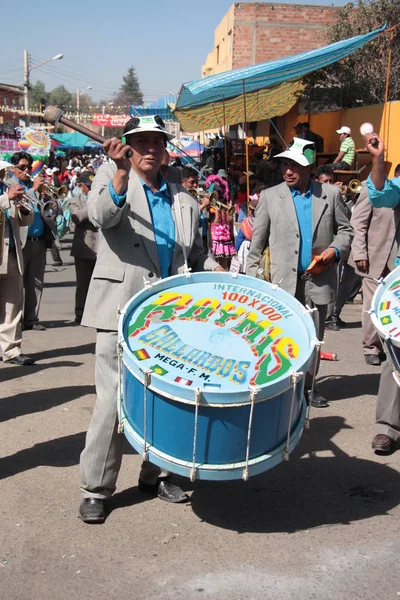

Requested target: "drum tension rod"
[
  {"left": 243, "top": 387, "right": 258, "bottom": 481},
  {"left": 190, "top": 388, "right": 203, "bottom": 482},
  {"left": 284, "top": 371, "right": 304, "bottom": 461},
  {"left": 117, "top": 342, "right": 125, "bottom": 434},
  {"left": 143, "top": 370, "right": 152, "bottom": 462},
  {"left": 305, "top": 340, "right": 323, "bottom": 428}
]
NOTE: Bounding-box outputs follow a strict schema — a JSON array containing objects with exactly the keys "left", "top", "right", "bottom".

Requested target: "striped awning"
[{"left": 175, "top": 25, "right": 386, "bottom": 132}]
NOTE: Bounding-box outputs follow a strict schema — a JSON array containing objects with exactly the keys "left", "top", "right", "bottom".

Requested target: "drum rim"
[
  {"left": 118, "top": 271, "right": 317, "bottom": 404},
  {"left": 371, "top": 267, "right": 400, "bottom": 346},
  {"left": 121, "top": 347, "right": 307, "bottom": 406}
]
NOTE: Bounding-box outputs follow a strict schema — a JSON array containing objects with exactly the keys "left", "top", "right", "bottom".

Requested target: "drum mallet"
[{"left": 43, "top": 105, "right": 132, "bottom": 157}]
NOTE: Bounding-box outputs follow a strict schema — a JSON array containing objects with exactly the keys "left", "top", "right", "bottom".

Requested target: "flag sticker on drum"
[
  {"left": 380, "top": 315, "right": 392, "bottom": 325},
  {"left": 174, "top": 376, "right": 193, "bottom": 386},
  {"left": 151, "top": 364, "right": 168, "bottom": 376},
  {"left": 380, "top": 301, "right": 391, "bottom": 311},
  {"left": 133, "top": 348, "right": 150, "bottom": 361}
]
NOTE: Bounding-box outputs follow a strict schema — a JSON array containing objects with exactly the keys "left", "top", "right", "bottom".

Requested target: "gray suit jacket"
[
  {"left": 246, "top": 181, "right": 354, "bottom": 304},
  {"left": 68, "top": 192, "right": 98, "bottom": 261},
  {"left": 0, "top": 192, "right": 33, "bottom": 276},
  {"left": 348, "top": 182, "right": 399, "bottom": 278},
  {"left": 82, "top": 163, "right": 219, "bottom": 331}
]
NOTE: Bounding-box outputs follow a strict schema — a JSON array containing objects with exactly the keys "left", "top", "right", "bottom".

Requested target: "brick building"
[
  {"left": 0, "top": 83, "right": 24, "bottom": 131},
  {"left": 202, "top": 2, "right": 340, "bottom": 77}
]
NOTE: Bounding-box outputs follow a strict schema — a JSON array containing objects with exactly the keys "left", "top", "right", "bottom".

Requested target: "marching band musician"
[
  {"left": 0, "top": 161, "right": 35, "bottom": 365},
  {"left": 68, "top": 171, "right": 98, "bottom": 324},
  {"left": 78, "top": 115, "right": 223, "bottom": 524},
  {"left": 362, "top": 132, "right": 400, "bottom": 455},
  {"left": 8, "top": 152, "right": 54, "bottom": 332},
  {"left": 246, "top": 138, "right": 354, "bottom": 408}
]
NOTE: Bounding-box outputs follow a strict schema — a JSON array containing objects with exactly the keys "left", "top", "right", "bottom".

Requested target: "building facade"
[{"left": 202, "top": 2, "right": 340, "bottom": 77}]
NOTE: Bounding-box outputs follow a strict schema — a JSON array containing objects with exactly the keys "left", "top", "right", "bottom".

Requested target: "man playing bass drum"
[{"left": 79, "top": 115, "right": 223, "bottom": 524}]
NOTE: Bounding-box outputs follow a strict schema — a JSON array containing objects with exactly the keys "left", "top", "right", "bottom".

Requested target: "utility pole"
[
  {"left": 76, "top": 88, "right": 80, "bottom": 123},
  {"left": 101, "top": 104, "right": 105, "bottom": 137},
  {"left": 23, "top": 50, "right": 29, "bottom": 113}
]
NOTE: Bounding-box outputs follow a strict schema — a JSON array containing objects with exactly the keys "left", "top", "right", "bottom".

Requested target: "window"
[
  {"left": 216, "top": 45, "right": 220, "bottom": 64},
  {"left": 228, "top": 30, "right": 232, "bottom": 53}
]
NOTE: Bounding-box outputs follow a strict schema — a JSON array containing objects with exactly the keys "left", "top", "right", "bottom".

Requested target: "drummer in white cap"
[
  {"left": 78, "top": 115, "right": 222, "bottom": 523},
  {"left": 246, "top": 137, "right": 353, "bottom": 408}
]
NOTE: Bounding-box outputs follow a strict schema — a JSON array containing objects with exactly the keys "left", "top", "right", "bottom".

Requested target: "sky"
[{"left": 0, "top": 0, "right": 346, "bottom": 107}]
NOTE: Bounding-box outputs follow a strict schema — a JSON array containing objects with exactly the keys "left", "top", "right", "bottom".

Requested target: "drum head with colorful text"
[
  {"left": 119, "top": 273, "right": 316, "bottom": 405},
  {"left": 371, "top": 267, "right": 400, "bottom": 346}
]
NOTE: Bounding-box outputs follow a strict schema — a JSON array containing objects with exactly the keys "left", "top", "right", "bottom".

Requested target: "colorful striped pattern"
[
  {"left": 380, "top": 301, "right": 391, "bottom": 311},
  {"left": 174, "top": 376, "right": 193, "bottom": 387}
]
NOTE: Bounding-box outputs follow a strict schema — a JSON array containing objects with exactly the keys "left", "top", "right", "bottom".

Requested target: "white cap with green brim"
[
  {"left": 274, "top": 137, "right": 316, "bottom": 167},
  {"left": 123, "top": 115, "right": 175, "bottom": 141}
]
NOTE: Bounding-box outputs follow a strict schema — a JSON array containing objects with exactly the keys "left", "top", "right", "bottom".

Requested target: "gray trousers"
[
  {"left": 376, "top": 361, "right": 400, "bottom": 442},
  {"left": 74, "top": 258, "right": 95, "bottom": 320},
  {"left": 80, "top": 330, "right": 170, "bottom": 500},
  {"left": 362, "top": 277, "right": 383, "bottom": 357},
  {"left": 295, "top": 276, "right": 327, "bottom": 388},
  {"left": 0, "top": 249, "right": 24, "bottom": 360},
  {"left": 23, "top": 238, "right": 46, "bottom": 327}
]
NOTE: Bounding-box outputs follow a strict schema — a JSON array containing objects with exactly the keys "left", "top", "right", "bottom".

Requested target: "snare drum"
[
  {"left": 370, "top": 266, "right": 400, "bottom": 385},
  {"left": 118, "top": 272, "right": 317, "bottom": 481}
]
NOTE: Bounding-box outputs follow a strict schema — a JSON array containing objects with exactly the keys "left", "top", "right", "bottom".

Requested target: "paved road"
[{"left": 1, "top": 239, "right": 399, "bottom": 600}]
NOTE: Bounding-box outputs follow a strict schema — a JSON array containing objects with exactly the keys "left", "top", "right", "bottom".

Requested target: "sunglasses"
[{"left": 15, "top": 163, "right": 31, "bottom": 171}]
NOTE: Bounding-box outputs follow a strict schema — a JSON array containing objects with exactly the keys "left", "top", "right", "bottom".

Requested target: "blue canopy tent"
[
  {"left": 175, "top": 25, "right": 386, "bottom": 132},
  {"left": 130, "top": 93, "right": 178, "bottom": 121},
  {"left": 51, "top": 132, "right": 103, "bottom": 150}
]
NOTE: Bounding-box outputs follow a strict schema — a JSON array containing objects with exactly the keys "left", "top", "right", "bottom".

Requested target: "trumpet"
[
  {"left": 349, "top": 179, "right": 362, "bottom": 194},
  {"left": 339, "top": 179, "right": 362, "bottom": 196},
  {"left": 41, "top": 182, "right": 69, "bottom": 200},
  {"left": 188, "top": 188, "right": 230, "bottom": 210},
  {"left": 1, "top": 179, "right": 35, "bottom": 213}
]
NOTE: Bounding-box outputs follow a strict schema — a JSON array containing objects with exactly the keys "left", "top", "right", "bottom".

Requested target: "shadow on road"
[
  {"left": 317, "top": 373, "right": 380, "bottom": 400},
  {"left": 33, "top": 342, "right": 95, "bottom": 361},
  {"left": 0, "top": 384, "right": 95, "bottom": 423},
  {"left": 190, "top": 416, "right": 400, "bottom": 533},
  {"left": 0, "top": 432, "right": 87, "bottom": 480},
  {"left": 0, "top": 360, "right": 83, "bottom": 383},
  {"left": 41, "top": 319, "right": 82, "bottom": 330},
  {"left": 43, "top": 280, "right": 76, "bottom": 288}
]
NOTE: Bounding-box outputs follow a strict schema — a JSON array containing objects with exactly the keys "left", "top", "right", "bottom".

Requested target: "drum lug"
[
  {"left": 117, "top": 342, "right": 125, "bottom": 434},
  {"left": 142, "top": 276, "right": 154, "bottom": 290},
  {"left": 190, "top": 388, "right": 203, "bottom": 482},
  {"left": 284, "top": 371, "right": 304, "bottom": 461},
  {"left": 142, "top": 370, "right": 152, "bottom": 459},
  {"left": 243, "top": 387, "right": 258, "bottom": 481},
  {"left": 305, "top": 340, "right": 324, "bottom": 427}
]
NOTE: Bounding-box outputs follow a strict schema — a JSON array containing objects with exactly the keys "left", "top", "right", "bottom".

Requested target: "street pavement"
[{"left": 1, "top": 237, "right": 399, "bottom": 600}]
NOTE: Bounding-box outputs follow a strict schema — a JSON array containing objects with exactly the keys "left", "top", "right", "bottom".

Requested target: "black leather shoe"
[
  {"left": 138, "top": 479, "right": 189, "bottom": 503},
  {"left": 7, "top": 354, "right": 35, "bottom": 366},
  {"left": 25, "top": 323, "right": 46, "bottom": 331},
  {"left": 305, "top": 388, "right": 329, "bottom": 408},
  {"left": 325, "top": 320, "right": 340, "bottom": 332},
  {"left": 371, "top": 434, "right": 395, "bottom": 455},
  {"left": 365, "top": 354, "right": 381, "bottom": 366},
  {"left": 79, "top": 498, "right": 106, "bottom": 523}
]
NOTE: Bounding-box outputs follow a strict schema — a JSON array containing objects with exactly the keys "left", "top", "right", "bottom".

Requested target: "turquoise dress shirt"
[
  {"left": 367, "top": 175, "right": 400, "bottom": 265},
  {"left": 109, "top": 176, "right": 176, "bottom": 278},
  {"left": 291, "top": 186, "right": 313, "bottom": 273},
  {"left": 367, "top": 174, "right": 400, "bottom": 209}
]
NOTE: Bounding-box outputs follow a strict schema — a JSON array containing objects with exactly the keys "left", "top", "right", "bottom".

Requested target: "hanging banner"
[
  {"left": 16, "top": 127, "right": 51, "bottom": 158},
  {"left": 91, "top": 114, "right": 130, "bottom": 128},
  {"left": 0, "top": 138, "right": 19, "bottom": 153}
]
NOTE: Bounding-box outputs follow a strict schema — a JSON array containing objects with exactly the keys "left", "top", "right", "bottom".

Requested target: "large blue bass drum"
[{"left": 118, "top": 272, "right": 317, "bottom": 481}]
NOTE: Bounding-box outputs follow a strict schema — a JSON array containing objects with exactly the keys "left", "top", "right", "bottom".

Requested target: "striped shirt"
[{"left": 340, "top": 136, "right": 356, "bottom": 167}]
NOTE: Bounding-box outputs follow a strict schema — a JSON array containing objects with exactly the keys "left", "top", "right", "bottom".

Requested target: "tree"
[
  {"left": 302, "top": 0, "right": 400, "bottom": 109},
  {"left": 114, "top": 66, "right": 143, "bottom": 109},
  {"left": 48, "top": 85, "right": 73, "bottom": 110},
  {"left": 29, "top": 80, "right": 49, "bottom": 110}
]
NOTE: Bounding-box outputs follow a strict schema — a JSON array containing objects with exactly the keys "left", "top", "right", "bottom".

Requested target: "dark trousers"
[{"left": 74, "top": 258, "right": 96, "bottom": 320}]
